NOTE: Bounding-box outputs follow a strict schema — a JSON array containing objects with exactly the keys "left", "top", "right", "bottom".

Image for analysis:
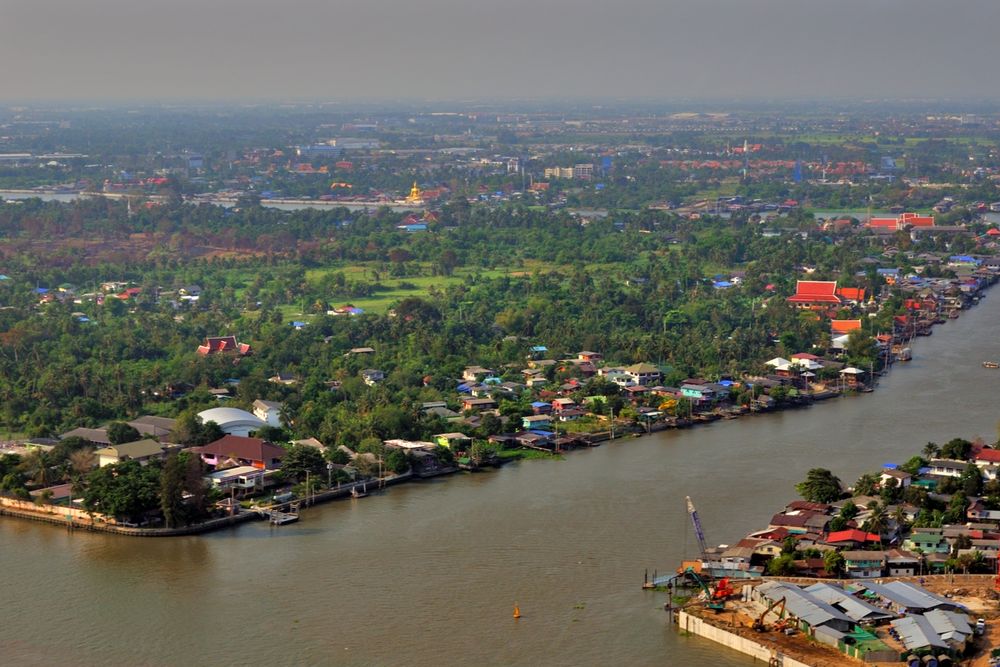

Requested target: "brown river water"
[{"left": 4, "top": 294, "right": 1000, "bottom": 666}]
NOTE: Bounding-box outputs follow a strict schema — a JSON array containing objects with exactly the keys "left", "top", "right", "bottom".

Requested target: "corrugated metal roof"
[
  {"left": 863, "top": 581, "right": 966, "bottom": 612},
  {"left": 757, "top": 582, "right": 854, "bottom": 629},
  {"left": 891, "top": 616, "right": 949, "bottom": 650},
  {"left": 804, "top": 583, "right": 895, "bottom": 622},
  {"left": 923, "top": 609, "right": 972, "bottom": 642}
]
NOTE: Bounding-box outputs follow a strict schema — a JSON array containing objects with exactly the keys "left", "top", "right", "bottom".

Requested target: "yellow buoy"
[{"left": 513, "top": 603, "right": 521, "bottom": 619}]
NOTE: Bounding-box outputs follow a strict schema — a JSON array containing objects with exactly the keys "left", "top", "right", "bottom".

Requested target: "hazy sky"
[{"left": 3, "top": 0, "right": 1000, "bottom": 102}]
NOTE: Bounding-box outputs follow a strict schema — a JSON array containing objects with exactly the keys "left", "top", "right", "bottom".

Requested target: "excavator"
[
  {"left": 752, "top": 596, "right": 786, "bottom": 632},
  {"left": 682, "top": 567, "right": 731, "bottom": 612}
]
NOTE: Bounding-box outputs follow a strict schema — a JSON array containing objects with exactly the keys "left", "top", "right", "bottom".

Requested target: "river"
[{"left": 3, "top": 296, "right": 1000, "bottom": 666}]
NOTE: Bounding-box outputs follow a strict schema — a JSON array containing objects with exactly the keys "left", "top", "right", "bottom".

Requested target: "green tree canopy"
[{"left": 795, "top": 468, "right": 843, "bottom": 504}]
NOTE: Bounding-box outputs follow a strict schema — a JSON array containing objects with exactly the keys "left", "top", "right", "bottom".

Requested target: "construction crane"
[
  {"left": 685, "top": 496, "right": 710, "bottom": 563},
  {"left": 752, "top": 596, "right": 787, "bottom": 632}
]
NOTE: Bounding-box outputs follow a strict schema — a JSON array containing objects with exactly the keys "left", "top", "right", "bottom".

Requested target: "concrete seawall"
[
  {"left": 0, "top": 471, "right": 415, "bottom": 537},
  {"left": 678, "top": 611, "right": 813, "bottom": 667}
]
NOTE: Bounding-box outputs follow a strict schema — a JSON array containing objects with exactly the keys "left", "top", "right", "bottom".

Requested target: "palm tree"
[
  {"left": 922, "top": 442, "right": 939, "bottom": 460},
  {"left": 862, "top": 503, "right": 889, "bottom": 547},
  {"left": 891, "top": 505, "right": 909, "bottom": 535},
  {"left": 18, "top": 449, "right": 53, "bottom": 487}
]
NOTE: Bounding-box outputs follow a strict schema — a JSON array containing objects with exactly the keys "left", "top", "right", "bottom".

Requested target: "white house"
[{"left": 252, "top": 399, "right": 283, "bottom": 428}]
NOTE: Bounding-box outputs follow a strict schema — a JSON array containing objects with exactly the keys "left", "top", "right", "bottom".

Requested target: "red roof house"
[
  {"left": 869, "top": 217, "right": 900, "bottom": 231},
  {"left": 831, "top": 319, "right": 862, "bottom": 335},
  {"left": 197, "top": 336, "right": 252, "bottom": 356},
  {"left": 787, "top": 281, "right": 841, "bottom": 307},
  {"left": 835, "top": 287, "right": 866, "bottom": 302},
  {"left": 825, "top": 529, "right": 881, "bottom": 546},
  {"left": 193, "top": 435, "right": 285, "bottom": 470},
  {"left": 974, "top": 448, "right": 1000, "bottom": 465}
]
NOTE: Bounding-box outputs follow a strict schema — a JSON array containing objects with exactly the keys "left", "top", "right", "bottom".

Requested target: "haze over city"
[{"left": 4, "top": 0, "right": 1000, "bottom": 102}]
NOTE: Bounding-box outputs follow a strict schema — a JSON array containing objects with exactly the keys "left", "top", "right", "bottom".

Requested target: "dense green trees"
[{"left": 795, "top": 468, "right": 843, "bottom": 504}]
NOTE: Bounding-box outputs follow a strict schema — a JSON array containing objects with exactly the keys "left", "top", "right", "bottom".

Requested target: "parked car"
[{"left": 976, "top": 618, "right": 986, "bottom": 636}]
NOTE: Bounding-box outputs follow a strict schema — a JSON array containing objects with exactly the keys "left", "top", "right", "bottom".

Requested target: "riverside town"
[{"left": 5, "top": 103, "right": 1000, "bottom": 666}]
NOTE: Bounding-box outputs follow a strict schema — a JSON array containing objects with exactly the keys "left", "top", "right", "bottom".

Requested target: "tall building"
[{"left": 573, "top": 163, "right": 594, "bottom": 181}]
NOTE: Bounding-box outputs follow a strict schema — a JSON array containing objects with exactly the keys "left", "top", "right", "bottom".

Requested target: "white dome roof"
[{"left": 197, "top": 407, "right": 265, "bottom": 428}]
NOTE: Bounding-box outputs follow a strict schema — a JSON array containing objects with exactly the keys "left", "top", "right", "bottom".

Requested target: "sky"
[{"left": 3, "top": 0, "right": 1000, "bottom": 103}]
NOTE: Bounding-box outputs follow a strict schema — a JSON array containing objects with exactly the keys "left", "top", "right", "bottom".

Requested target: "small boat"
[
  {"left": 513, "top": 603, "right": 521, "bottom": 619},
  {"left": 983, "top": 361, "right": 999, "bottom": 369},
  {"left": 351, "top": 484, "right": 368, "bottom": 499}
]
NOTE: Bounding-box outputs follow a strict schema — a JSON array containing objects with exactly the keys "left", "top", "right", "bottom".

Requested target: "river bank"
[
  {"left": 7, "top": 288, "right": 1000, "bottom": 666},
  {"left": 1, "top": 272, "right": 994, "bottom": 538}
]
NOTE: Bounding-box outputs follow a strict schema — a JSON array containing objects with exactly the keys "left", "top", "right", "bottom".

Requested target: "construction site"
[{"left": 652, "top": 499, "right": 1000, "bottom": 666}]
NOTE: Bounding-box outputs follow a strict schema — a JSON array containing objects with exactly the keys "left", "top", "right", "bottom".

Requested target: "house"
[
  {"left": 927, "top": 458, "right": 968, "bottom": 478},
  {"left": 361, "top": 369, "right": 386, "bottom": 386},
  {"left": 558, "top": 408, "right": 586, "bottom": 422},
  {"left": 530, "top": 401, "right": 552, "bottom": 415},
  {"left": 129, "top": 415, "right": 177, "bottom": 439},
  {"left": 551, "top": 397, "right": 577, "bottom": 413},
  {"left": 462, "top": 366, "right": 495, "bottom": 383},
  {"left": 786, "top": 280, "right": 842, "bottom": 309},
  {"left": 886, "top": 549, "right": 921, "bottom": 576},
  {"left": 252, "top": 399, "right": 284, "bottom": 427},
  {"left": 461, "top": 397, "right": 497, "bottom": 412},
  {"left": 29, "top": 483, "right": 74, "bottom": 505},
  {"left": 841, "top": 550, "right": 886, "bottom": 578},
  {"left": 522, "top": 415, "right": 552, "bottom": 430},
  {"left": 830, "top": 319, "right": 862, "bottom": 336},
  {"left": 193, "top": 435, "right": 286, "bottom": 470},
  {"left": 624, "top": 362, "right": 661, "bottom": 386},
  {"left": 197, "top": 335, "right": 252, "bottom": 356},
  {"left": 880, "top": 468, "right": 912, "bottom": 488},
  {"left": 973, "top": 447, "right": 1000, "bottom": 470},
  {"left": 291, "top": 437, "right": 325, "bottom": 451},
  {"left": 95, "top": 439, "right": 167, "bottom": 467},
  {"left": 576, "top": 351, "right": 603, "bottom": 363},
  {"left": 347, "top": 347, "right": 375, "bottom": 355},
  {"left": 60, "top": 427, "right": 112, "bottom": 445},
  {"left": 203, "top": 465, "right": 265, "bottom": 495},
  {"left": 824, "top": 528, "right": 881, "bottom": 549},
  {"left": 903, "top": 530, "right": 950, "bottom": 555}
]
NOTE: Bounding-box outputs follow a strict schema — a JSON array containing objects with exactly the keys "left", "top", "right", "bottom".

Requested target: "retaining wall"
[{"left": 678, "top": 611, "right": 814, "bottom": 667}]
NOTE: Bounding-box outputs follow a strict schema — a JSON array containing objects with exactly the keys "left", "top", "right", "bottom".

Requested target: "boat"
[
  {"left": 351, "top": 484, "right": 368, "bottom": 499},
  {"left": 983, "top": 361, "right": 999, "bottom": 369},
  {"left": 896, "top": 347, "right": 912, "bottom": 362},
  {"left": 513, "top": 604, "right": 521, "bottom": 619}
]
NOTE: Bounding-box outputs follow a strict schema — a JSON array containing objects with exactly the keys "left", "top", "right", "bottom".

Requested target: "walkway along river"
[{"left": 4, "top": 295, "right": 1000, "bottom": 666}]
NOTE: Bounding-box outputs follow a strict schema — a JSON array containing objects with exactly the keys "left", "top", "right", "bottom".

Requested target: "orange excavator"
[
  {"left": 713, "top": 577, "right": 735, "bottom": 601},
  {"left": 752, "top": 596, "right": 786, "bottom": 632}
]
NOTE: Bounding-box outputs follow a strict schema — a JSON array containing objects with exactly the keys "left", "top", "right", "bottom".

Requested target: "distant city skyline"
[{"left": 3, "top": 0, "right": 1000, "bottom": 103}]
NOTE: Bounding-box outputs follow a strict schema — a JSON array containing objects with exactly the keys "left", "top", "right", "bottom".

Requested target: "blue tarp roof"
[
  {"left": 456, "top": 383, "right": 472, "bottom": 392},
  {"left": 531, "top": 401, "right": 549, "bottom": 407},
  {"left": 530, "top": 345, "right": 548, "bottom": 352},
  {"left": 882, "top": 462, "right": 898, "bottom": 469},
  {"left": 528, "top": 429, "right": 555, "bottom": 437},
  {"left": 713, "top": 281, "right": 733, "bottom": 289}
]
